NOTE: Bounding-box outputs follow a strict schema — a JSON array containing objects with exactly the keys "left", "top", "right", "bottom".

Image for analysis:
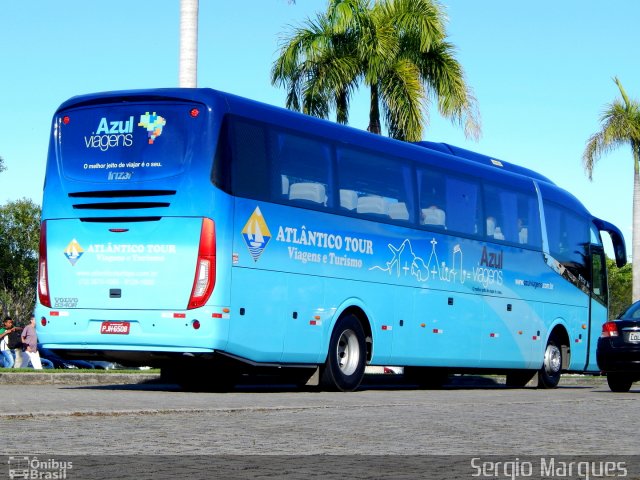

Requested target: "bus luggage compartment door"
[{"left": 44, "top": 217, "right": 205, "bottom": 310}]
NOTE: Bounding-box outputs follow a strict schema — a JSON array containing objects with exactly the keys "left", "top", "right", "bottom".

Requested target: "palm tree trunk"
[
  {"left": 368, "top": 84, "right": 381, "bottom": 135},
  {"left": 179, "top": 0, "right": 199, "bottom": 88},
  {"left": 633, "top": 144, "right": 640, "bottom": 301}
]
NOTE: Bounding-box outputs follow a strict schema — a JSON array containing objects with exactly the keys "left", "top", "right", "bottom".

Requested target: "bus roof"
[
  {"left": 54, "top": 87, "right": 587, "bottom": 220},
  {"left": 415, "top": 141, "right": 555, "bottom": 185}
]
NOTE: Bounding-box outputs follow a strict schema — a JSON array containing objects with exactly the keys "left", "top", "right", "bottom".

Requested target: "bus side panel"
[
  {"left": 227, "top": 267, "right": 287, "bottom": 363},
  {"left": 565, "top": 304, "right": 589, "bottom": 370},
  {"left": 391, "top": 288, "right": 483, "bottom": 367},
  {"left": 281, "top": 273, "right": 325, "bottom": 363},
  {"left": 480, "top": 298, "right": 536, "bottom": 368}
]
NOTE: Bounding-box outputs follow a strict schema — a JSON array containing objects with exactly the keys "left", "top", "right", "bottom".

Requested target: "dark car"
[{"left": 597, "top": 302, "right": 640, "bottom": 392}]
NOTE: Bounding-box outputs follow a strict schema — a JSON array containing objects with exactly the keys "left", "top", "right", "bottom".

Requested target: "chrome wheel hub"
[
  {"left": 544, "top": 344, "right": 561, "bottom": 374},
  {"left": 336, "top": 329, "right": 360, "bottom": 376}
]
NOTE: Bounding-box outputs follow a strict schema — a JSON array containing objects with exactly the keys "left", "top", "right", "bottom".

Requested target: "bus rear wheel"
[
  {"left": 538, "top": 336, "right": 562, "bottom": 388},
  {"left": 320, "top": 314, "right": 366, "bottom": 392}
]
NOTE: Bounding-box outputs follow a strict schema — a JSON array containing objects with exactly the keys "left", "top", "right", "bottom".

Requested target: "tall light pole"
[{"left": 179, "top": 0, "right": 199, "bottom": 88}]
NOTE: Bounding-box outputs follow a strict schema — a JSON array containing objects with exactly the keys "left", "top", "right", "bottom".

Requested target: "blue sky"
[{"left": 1, "top": 1, "right": 638, "bottom": 253}]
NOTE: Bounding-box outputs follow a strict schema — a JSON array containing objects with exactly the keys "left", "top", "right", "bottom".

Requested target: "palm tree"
[
  {"left": 271, "top": 0, "right": 480, "bottom": 142},
  {"left": 583, "top": 77, "right": 640, "bottom": 301},
  {"left": 179, "top": 0, "right": 198, "bottom": 87}
]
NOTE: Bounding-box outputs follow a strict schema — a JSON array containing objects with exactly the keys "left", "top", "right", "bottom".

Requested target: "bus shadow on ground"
[{"left": 65, "top": 373, "right": 553, "bottom": 393}]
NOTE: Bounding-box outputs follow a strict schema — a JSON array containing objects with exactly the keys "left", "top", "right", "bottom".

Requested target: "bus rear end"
[{"left": 35, "top": 90, "right": 232, "bottom": 366}]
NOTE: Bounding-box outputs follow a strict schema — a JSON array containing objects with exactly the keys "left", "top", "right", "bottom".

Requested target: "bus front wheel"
[
  {"left": 538, "top": 336, "right": 562, "bottom": 388},
  {"left": 320, "top": 314, "right": 366, "bottom": 392}
]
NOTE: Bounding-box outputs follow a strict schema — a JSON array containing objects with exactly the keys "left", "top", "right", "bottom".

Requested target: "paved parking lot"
[{"left": 1, "top": 376, "right": 637, "bottom": 456}]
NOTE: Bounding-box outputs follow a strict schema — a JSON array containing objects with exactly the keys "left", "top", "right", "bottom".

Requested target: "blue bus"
[{"left": 36, "top": 88, "right": 627, "bottom": 391}]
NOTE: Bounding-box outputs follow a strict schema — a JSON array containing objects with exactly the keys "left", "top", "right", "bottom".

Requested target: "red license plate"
[{"left": 100, "top": 321, "right": 130, "bottom": 334}]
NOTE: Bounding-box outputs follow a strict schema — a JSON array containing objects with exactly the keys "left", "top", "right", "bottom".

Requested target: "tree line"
[{"left": 0, "top": 153, "right": 40, "bottom": 324}]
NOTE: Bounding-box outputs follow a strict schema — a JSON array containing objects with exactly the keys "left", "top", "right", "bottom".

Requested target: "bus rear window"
[{"left": 57, "top": 103, "right": 198, "bottom": 183}]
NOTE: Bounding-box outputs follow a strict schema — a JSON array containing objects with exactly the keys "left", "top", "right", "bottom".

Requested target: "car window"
[{"left": 621, "top": 302, "right": 640, "bottom": 319}]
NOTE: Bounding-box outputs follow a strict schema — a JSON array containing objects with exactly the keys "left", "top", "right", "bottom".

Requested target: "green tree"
[
  {"left": 0, "top": 155, "right": 5, "bottom": 174},
  {"left": 583, "top": 77, "right": 640, "bottom": 301},
  {"left": 271, "top": 0, "right": 480, "bottom": 142},
  {"left": 0, "top": 198, "right": 41, "bottom": 319},
  {"left": 607, "top": 257, "right": 632, "bottom": 319}
]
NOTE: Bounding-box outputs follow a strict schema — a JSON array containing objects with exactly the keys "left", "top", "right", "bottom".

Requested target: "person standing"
[
  {"left": 3, "top": 317, "right": 26, "bottom": 368},
  {"left": 0, "top": 318, "right": 13, "bottom": 368},
  {"left": 21, "top": 315, "right": 42, "bottom": 370}
]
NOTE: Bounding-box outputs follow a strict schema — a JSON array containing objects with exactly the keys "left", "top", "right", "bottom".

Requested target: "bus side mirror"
[{"left": 593, "top": 217, "right": 627, "bottom": 268}]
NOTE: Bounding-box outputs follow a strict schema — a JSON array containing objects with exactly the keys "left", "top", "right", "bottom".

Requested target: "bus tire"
[
  {"left": 505, "top": 370, "right": 536, "bottom": 388},
  {"left": 320, "top": 314, "right": 366, "bottom": 392},
  {"left": 606, "top": 373, "right": 633, "bottom": 392},
  {"left": 538, "top": 335, "right": 562, "bottom": 388}
]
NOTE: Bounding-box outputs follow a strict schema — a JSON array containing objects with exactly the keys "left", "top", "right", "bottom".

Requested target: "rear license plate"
[
  {"left": 100, "top": 321, "right": 130, "bottom": 335},
  {"left": 629, "top": 331, "right": 640, "bottom": 342}
]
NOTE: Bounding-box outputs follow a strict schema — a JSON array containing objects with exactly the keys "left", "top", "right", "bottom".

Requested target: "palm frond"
[
  {"left": 272, "top": 0, "right": 480, "bottom": 140},
  {"left": 379, "top": 59, "right": 424, "bottom": 141},
  {"left": 413, "top": 41, "right": 480, "bottom": 140},
  {"left": 583, "top": 78, "right": 640, "bottom": 180},
  {"left": 376, "top": 0, "right": 446, "bottom": 51}
]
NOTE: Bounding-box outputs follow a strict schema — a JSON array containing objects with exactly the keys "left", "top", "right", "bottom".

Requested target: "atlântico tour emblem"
[{"left": 241, "top": 207, "right": 271, "bottom": 262}]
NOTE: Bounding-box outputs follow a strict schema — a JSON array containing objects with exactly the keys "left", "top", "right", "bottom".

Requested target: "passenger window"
[
  {"left": 273, "top": 132, "right": 332, "bottom": 207},
  {"left": 217, "top": 117, "right": 270, "bottom": 201},
  {"left": 544, "top": 201, "right": 590, "bottom": 282},
  {"left": 446, "top": 177, "right": 481, "bottom": 235},
  {"left": 418, "top": 169, "right": 447, "bottom": 228},
  {"left": 418, "top": 169, "right": 481, "bottom": 235},
  {"left": 337, "top": 147, "right": 414, "bottom": 223},
  {"left": 483, "top": 184, "right": 540, "bottom": 247}
]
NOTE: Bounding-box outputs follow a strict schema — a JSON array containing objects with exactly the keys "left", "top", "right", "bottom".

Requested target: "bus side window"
[
  {"left": 544, "top": 201, "right": 590, "bottom": 281},
  {"left": 445, "top": 176, "right": 481, "bottom": 235},
  {"left": 225, "top": 117, "right": 271, "bottom": 201},
  {"left": 484, "top": 185, "right": 517, "bottom": 242},
  {"left": 337, "top": 147, "right": 414, "bottom": 223},
  {"left": 418, "top": 168, "right": 447, "bottom": 228},
  {"left": 483, "top": 183, "right": 541, "bottom": 247},
  {"left": 274, "top": 131, "right": 332, "bottom": 208}
]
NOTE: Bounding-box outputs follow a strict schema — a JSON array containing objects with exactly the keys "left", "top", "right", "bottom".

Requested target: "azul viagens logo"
[{"left": 83, "top": 112, "right": 166, "bottom": 151}]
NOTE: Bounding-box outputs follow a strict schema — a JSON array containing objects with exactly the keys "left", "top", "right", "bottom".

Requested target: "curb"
[{"left": 0, "top": 372, "right": 161, "bottom": 385}]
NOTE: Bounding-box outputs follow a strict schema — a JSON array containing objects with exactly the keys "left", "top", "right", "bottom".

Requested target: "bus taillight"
[
  {"left": 188, "top": 218, "right": 216, "bottom": 309},
  {"left": 38, "top": 221, "right": 52, "bottom": 308},
  {"left": 601, "top": 321, "right": 619, "bottom": 338}
]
